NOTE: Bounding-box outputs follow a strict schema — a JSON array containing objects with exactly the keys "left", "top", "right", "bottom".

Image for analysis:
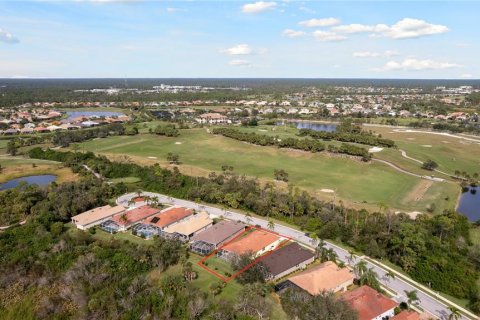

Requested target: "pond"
[
  {"left": 277, "top": 121, "right": 337, "bottom": 132},
  {"left": 66, "top": 111, "right": 125, "bottom": 121},
  {"left": 0, "top": 175, "right": 57, "bottom": 191},
  {"left": 457, "top": 186, "right": 480, "bottom": 222}
]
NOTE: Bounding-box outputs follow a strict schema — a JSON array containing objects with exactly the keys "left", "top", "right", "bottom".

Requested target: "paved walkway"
[
  {"left": 117, "top": 192, "right": 477, "bottom": 320},
  {"left": 372, "top": 158, "right": 444, "bottom": 182}
]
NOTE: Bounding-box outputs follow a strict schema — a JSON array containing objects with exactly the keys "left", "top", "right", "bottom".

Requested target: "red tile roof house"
[
  {"left": 110, "top": 205, "right": 161, "bottom": 231},
  {"left": 145, "top": 207, "right": 195, "bottom": 230},
  {"left": 391, "top": 310, "right": 420, "bottom": 320},
  {"left": 259, "top": 242, "right": 315, "bottom": 281},
  {"left": 342, "top": 285, "right": 397, "bottom": 320},
  {"left": 217, "top": 229, "right": 284, "bottom": 260}
]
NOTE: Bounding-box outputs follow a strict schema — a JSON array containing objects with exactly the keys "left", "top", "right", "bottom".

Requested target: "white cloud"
[
  {"left": 353, "top": 50, "right": 399, "bottom": 58},
  {"left": 460, "top": 73, "right": 473, "bottom": 78},
  {"left": 166, "top": 7, "right": 180, "bottom": 13},
  {"left": 299, "top": 6, "right": 316, "bottom": 14},
  {"left": 332, "top": 18, "right": 449, "bottom": 39},
  {"left": 229, "top": 59, "right": 250, "bottom": 66},
  {"left": 221, "top": 44, "right": 252, "bottom": 55},
  {"left": 353, "top": 51, "right": 381, "bottom": 58},
  {"left": 0, "top": 28, "right": 19, "bottom": 44},
  {"left": 373, "top": 58, "right": 462, "bottom": 71},
  {"left": 282, "top": 29, "right": 306, "bottom": 38},
  {"left": 313, "top": 30, "right": 346, "bottom": 42},
  {"left": 241, "top": 1, "right": 277, "bottom": 14},
  {"left": 299, "top": 18, "right": 340, "bottom": 28}
]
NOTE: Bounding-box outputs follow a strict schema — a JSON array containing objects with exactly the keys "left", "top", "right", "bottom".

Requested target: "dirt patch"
[{"left": 403, "top": 179, "right": 433, "bottom": 203}]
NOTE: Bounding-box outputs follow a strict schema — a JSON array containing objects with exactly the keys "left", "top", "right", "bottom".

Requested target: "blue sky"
[{"left": 0, "top": 1, "right": 478, "bottom": 78}]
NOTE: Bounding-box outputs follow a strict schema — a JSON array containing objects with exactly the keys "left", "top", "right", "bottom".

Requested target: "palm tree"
[
  {"left": 347, "top": 250, "right": 356, "bottom": 265},
  {"left": 119, "top": 213, "right": 129, "bottom": 225},
  {"left": 384, "top": 270, "right": 396, "bottom": 282},
  {"left": 447, "top": 306, "right": 461, "bottom": 320},
  {"left": 404, "top": 290, "right": 420, "bottom": 308},
  {"left": 315, "top": 239, "right": 326, "bottom": 260},
  {"left": 267, "top": 220, "right": 275, "bottom": 231},
  {"left": 354, "top": 260, "right": 368, "bottom": 278},
  {"left": 326, "top": 248, "right": 337, "bottom": 263}
]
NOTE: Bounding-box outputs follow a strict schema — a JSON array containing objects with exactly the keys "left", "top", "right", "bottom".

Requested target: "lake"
[
  {"left": 277, "top": 121, "right": 337, "bottom": 132},
  {"left": 66, "top": 111, "right": 125, "bottom": 121},
  {"left": 457, "top": 186, "right": 480, "bottom": 222},
  {"left": 0, "top": 175, "right": 57, "bottom": 191}
]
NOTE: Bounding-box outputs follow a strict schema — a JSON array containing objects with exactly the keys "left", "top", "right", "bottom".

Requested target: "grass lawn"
[
  {"left": 202, "top": 256, "right": 236, "bottom": 278},
  {"left": 109, "top": 176, "right": 142, "bottom": 184},
  {"left": 72, "top": 128, "right": 456, "bottom": 213}
]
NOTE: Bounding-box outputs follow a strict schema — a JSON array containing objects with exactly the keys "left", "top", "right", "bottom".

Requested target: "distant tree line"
[
  {"left": 298, "top": 128, "right": 396, "bottom": 148},
  {"left": 212, "top": 127, "right": 372, "bottom": 161},
  {"left": 51, "top": 123, "right": 134, "bottom": 147}
]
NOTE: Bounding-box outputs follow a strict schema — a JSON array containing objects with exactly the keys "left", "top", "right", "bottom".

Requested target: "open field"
[
  {"left": 368, "top": 125, "right": 480, "bottom": 175},
  {"left": 72, "top": 128, "right": 459, "bottom": 213}
]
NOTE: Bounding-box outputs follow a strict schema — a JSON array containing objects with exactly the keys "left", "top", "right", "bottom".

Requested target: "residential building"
[
  {"left": 163, "top": 211, "right": 213, "bottom": 242},
  {"left": 106, "top": 205, "right": 161, "bottom": 232},
  {"left": 218, "top": 229, "right": 283, "bottom": 260},
  {"left": 260, "top": 242, "right": 315, "bottom": 281},
  {"left": 190, "top": 220, "right": 246, "bottom": 255},
  {"left": 342, "top": 285, "right": 397, "bottom": 320},
  {"left": 196, "top": 113, "right": 230, "bottom": 124},
  {"left": 287, "top": 261, "right": 354, "bottom": 295},
  {"left": 71, "top": 205, "right": 126, "bottom": 230}
]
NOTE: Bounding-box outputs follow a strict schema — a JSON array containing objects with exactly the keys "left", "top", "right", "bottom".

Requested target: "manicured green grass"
[
  {"left": 73, "top": 128, "right": 455, "bottom": 213},
  {"left": 369, "top": 125, "right": 480, "bottom": 175},
  {"left": 203, "top": 256, "right": 235, "bottom": 278},
  {"left": 109, "top": 176, "right": 142, "bottom": 184}
]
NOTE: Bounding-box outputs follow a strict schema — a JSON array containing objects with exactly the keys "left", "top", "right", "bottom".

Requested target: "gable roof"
[
  {"left": 342, "top": 285, "right": 397, "bottom": 320},
  {"left": 288, "top": 261, "right": 354, "bottom": 295},
  {"left": 221, "top": 229, "right": 281, "bottom": 255},
  {"left": 72, "top": 205, "right": 125, "bottom": 226},
  {"left": 391, "top": 310, "right": 421, "bottom": 320},
  {"left": 260, "top": 242, "right": 314, "bottom": 277},
  {"left": 164, "top": 211, "right": 213, "bottom": 236},
  {"left": 111, "top": 205, "right": 160, "bottom": 226},
  {"left": 191, "top": 220, "right": 246, "bottom": 245},
  {"left": 146, "top": 207, "right": 194, "bottom": 228}
]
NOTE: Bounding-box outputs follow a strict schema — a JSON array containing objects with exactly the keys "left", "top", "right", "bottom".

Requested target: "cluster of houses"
[
  {"left": 71, "top": 198, "right": 424, "bottom": 320},
  {"left": 0, "top": 107, "right": 130, "bottom": 135}
]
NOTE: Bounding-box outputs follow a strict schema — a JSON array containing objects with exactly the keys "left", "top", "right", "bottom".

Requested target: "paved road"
[{"left": 117, "top": 192, "right": 476, "bottom": 320}]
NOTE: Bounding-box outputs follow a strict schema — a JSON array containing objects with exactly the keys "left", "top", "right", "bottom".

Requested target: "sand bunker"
[
  {"left": 258, "top": 129, "right": 267, "bottom": 132},
  {"left": 147, "top": 156, "right": 157, "bottom": 159},
  {"left": 421, "top": 145, "right": 432, "bottom": 147},
  {"left": 407, "top": 138, "right": 416, "bottom": 140},
  {"left": 320, "top": 189, "right": 335, "bottom": 193},
  {"left": 175, "top": 142, "right": 182, "bottom": 145},
  {"left": 369, "top": 147, "right": 384, "bottom": 153}
]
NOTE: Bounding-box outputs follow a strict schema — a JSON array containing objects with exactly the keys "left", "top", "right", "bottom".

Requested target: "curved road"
[{"left": 117, "top": 192, "right": 476, "bottom": 320}]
